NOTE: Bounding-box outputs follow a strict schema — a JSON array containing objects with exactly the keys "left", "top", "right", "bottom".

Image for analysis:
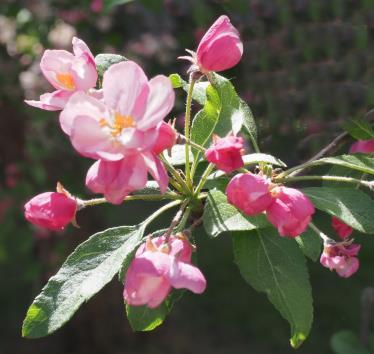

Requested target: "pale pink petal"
[
  {"left": 168, "top": 259, "right": 206, "bottom": 294},
  {"left": 336, "top": 257, "right": 359, "bottom": 278},
  {"left": 25, "top": 90, "right": 72, "bottom": 111},
  {"left": 137, "top": 75, "right": 175, "bottom": 131},
  {"left": 71, "top": 54, "right": 97, "bottom": 91},
  {"left": 142, "top": 152, "right": 169, "bottom": 193},
  {"left": 59, "top": 91, "right": 107, "bottom": 135},
  {"left": 72, "top": 37, "right": 95, "bottom": 61},
  {"left": 103, "top": 61, "right": 149, "bottom": 119}
]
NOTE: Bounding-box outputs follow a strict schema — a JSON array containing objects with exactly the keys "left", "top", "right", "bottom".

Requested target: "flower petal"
[
  {"left": 25, "top": 90, "right": 72, "bottom": 111},
  {"left": 142, "top": 152, "right": 169, "bottom": 193}
]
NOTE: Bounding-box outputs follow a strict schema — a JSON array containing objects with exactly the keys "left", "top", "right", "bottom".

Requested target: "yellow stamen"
[
  {"left": 56, "top": 72, "right": 76, "bottom": 90},
  {"left": 111, "top": 113, "right": 135, "bottom": 137}
]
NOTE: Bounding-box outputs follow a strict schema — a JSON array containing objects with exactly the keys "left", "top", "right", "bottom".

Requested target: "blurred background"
[{"left": 1, "top": 0, "right": 373, "bottom": 353}]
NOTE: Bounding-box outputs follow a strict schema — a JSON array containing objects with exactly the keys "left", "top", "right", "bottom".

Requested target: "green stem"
[
  {"left": 179, "top": 134, "right": 206, "bottom": 153},
  {"left": 277, "top": 161, "right": 315, "bottom": 178},
  {"left": 194, "top": 163, "right": 215, "bottom": 196},
  {"left": 184, "top": 75, "right": 196, "bottom": 188},
  {"left": 160, "top": 155, "right": 191, "bottom": 195},
  {"left": 144, "top": 200, "right": 182, "bottom": 226},
  {"left": 275, "top": 175, "right": 373, "bottom": 189},
  {"left": 308, "top": 222, "right": 333, "bottom": 244}
]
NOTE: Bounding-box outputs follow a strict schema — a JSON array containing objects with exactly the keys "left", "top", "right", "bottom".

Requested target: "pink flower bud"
[
  {"left": 24, "top": 192, "right": 77, "bottom": 231},
  {"left": 226, "top": 173, "right": 274, "bottom": 215},
  {"left": 196, "top": 15, "right": 243, "bottom": 73},
  {"left": 124, "top": 234, "right": 206, "bottom": 308},
  {"left": 320, "top": 241, "right": 360, "bottom": 278},
  {"left": 349, "top": 139, "right": 374, "bottom": 154},
  {"left": 266, "top": 187, "right": 315, "bottom": 237},
  {"left": 205, "top": 134, "right": 244, "bottom": 173},
  {"left": 152, "top": 121, "right": 177, "bottom": 155},
  {"left": 331, "top": 216, "right": 353, "bottom": 239}
]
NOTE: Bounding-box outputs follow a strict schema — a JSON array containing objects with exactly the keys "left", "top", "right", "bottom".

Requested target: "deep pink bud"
[
  {"left": 152, "top": 121, "right": 177, "bottom": 155},
  {"left": 205, "top": 134, "right": 244, "bottom": 173},
  {"left": 266, "top": 187, "right": 315, "bottom": 237},
  {"left": 349, "top": 139, "right": 374, "bottom": 154},
  {"left": 124, "top": 234, "right": 206, "bottom": 308},
  {"left": 331, "top": 216, "right": 353, "bottom": 239},
  {"left": 320, "top": 241, "right": 360, "bottom": 278},
  {"left": 226, "top": 173, "right": 273, "bottom": 215},
  {"left": 24, "top": 192, "right": 77, "bottom": 231},
  {"left": 196, "top": 15, "right": 243, "bottom": 73}
]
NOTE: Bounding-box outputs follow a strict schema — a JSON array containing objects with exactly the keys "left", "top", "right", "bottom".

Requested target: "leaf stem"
[
  {"left": 194, "top": 163, "right": 215, "bottom": 196},
  {"left": 308, "top": 222, "right": 333, "bottom": 244},
  {"left": 144, "top": 200, "right": 182, "bottom": 226},
  {"left": 178, "top": 134, "right": 206, "bottom": 153},
  {"left": 184, "top": 75, "right": 196, "bottom": 189},
  {"left": 160, "top": 155, "right": 191, "bottom": 195},
  {"left": 164, "top": 200, "right": 189, "bottom": 239}
]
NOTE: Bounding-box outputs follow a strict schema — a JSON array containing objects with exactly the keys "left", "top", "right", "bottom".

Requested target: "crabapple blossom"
[
  {"left": 226, "top": 173, "right": 273, "bottom": 215},
  {"left": 266, "top": 187, "right": 315, "bottom": 237},
  {"left": 24, "top": 192, "right": 77, "bottom": 231},
  {"left": 152, "top": 121, "right": 177, "bottom": 155},
  {"left": 25, "top": 37, "right": 97, "bottom": 111},
  {"left": 320, "top": 241, "right": 361, "bottom": 278},
  {"left": 205, "top": 134, "right": 244, "bottom": 173},
  {"left": 331, "top": 216, "right": 353, "bottom": 240},
  {"left": 124, "top": 234, "right": 206, "bottom": 308},
  {"left": 349, "top": 139, "right": 374, "bottom": 154}
]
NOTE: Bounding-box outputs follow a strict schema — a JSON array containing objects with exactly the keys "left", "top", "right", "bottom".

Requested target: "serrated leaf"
[
  {"left": 302, "top": 187, "right": 374, "bottom": 234},
  {"left": 232, "top": 228, "right": 313, "bottom": 348},
  {"left": 296, "top": 228, "right": 322, "bottom": 262},
  {"left": 203, "top": 190, "right": 269, "bottom": 237},
  {"left": 331, "top": 330, "right": 370, "bottom": 354},
  {"left": 22, "top": 224, "right": 146, "bottom": 338},
  {"left": 168, "top": 73, "right": 208, "bottom": 105},
  {"left": 343, "top": 119, "right": 374, "bottom": 140},
  {"left": 242, "top": 153, "right": 287, "bottom": 168},
  {"left": 95, "top": 53, "right": 127, "bottom": 78}
]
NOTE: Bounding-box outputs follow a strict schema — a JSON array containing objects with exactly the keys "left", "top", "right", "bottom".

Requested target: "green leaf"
[
  {"left": 103, "top": 0, "right": 134, "bottom": 11},
  {"left": 233, "top": 228, "right": 313, "bottom": 348},
  {"left": 22, "top": 224, "right": 146, "bottom": 338},
  {"left": 331, "top": 330, "right": 370, "bottom": 354},
  {"left": 305, "top": 154, "right": 374, "bottom": 175},
  {"left": 343, "top": 119, "right": 374, "bottom": 140},
  {"left": 295, "top": 228, "right": 322, "bottom": 262},
  {"left": 323, "top": 165, "right": 365, "bottom": 188},
  {"left": 243, "top": 153, "right": 287, "bottom": 167},
  {"left": 163, "top": 144, "right": 194, "bottom": 166},
  {"left": 203, "top": 190, "right": 269, "bottom": 237},
  {"left": 302, "top": 187, "right": 374, "bottom": 234},
  {"left": 126, "top": 303, "right": 169, "bottom": 331},
  {"left": 95, "top": 53, "right": 127, "bottom": 78}
]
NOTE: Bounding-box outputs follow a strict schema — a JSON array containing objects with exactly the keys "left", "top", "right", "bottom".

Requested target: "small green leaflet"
[
  {"left": 232, "top": 228, "right": 313, "bottom": 348},
  {"left": 95, "top": 53, "right": 127, "bottom": 78},
  {"left": 343, "top": 119, "right": 374, "bottom": 140},
  {"left": 295, "top": 228, "right": 322, "bottom": 262},
  {"left": 203, "top": 190, "right": 269, "bottom": 237},
  {"left": 302, "top": 187, "right": 374, "bottom": 234}
]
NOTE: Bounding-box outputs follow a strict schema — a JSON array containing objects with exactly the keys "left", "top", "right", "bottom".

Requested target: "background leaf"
[
  {"left": 233, "top": 228, "right": 313, "bottom": 348},
  {"left": 302, "top": 187, "right": 374, "bottom": 234},
  {"left": 296, "top": 228, "right": 322, "bottom": 262},
  {"left": 331, "top": 330, "right": 370, "bottom": 354},
  {"left": 22, "top": 224, "right": 146, "bottom": 338},
  {"left": 203, "top": 190, "right": 269, "bottom": 237},
  {"left": 343, "top": 119, "right": 374, "bottom": 140}
]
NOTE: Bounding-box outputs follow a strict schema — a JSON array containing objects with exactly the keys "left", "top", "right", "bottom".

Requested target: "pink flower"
[
  {"left": 90, "top": 0, "right": 103, "bottom": 12},
  {"left": 266, "top": 187, "right": 315, "bottom": 237},
  {"left": 320, "top": 241, "right": 361, "bottom": 278},
  {"left": 331, "top": 216, "right": 353, "bottom": 239},
  {"left": 24, "top": 192, "right": 77, "bottom": 231},
  {"left": 152, "top": 121, "right": 177, "bottom": 155},
  {"left": 124, "top": 234, "right": 206, "bottom": 308},
  {"left": 349, "top": 139, "right": 374, "bottom": 154},
  {"left": 205, "top": 134, "right": 244, "bottom": 173},
  {"left": 59, "top": 60, "right": 175, "bottom": 161},
  {"left": 25, "top": 37, "right": 97, "bottom": 111},
  {"left": 226, "top": 173, "right": 273, "bottom": 215},
  {"left": 86, "top": 152, "right": 168, "bottom": 205},
  {"left": 179, "top": 15, "right": 243, "bottom": 74}
]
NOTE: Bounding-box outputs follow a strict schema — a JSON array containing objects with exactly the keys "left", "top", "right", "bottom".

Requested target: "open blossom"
[
  {"left": 320, "top": 241, "right": 361, "bottom": 278},
  {"left": 124, "top": 234, "right": 206, "bottom": 308},
  {"left": 349, "top": 139, "right": 374, "bottom": 154},
  {"left": 24, "top": 192, "right": 77, "bottom": 231},
  {"left": 205, "top": 134, "right": 244, "bottom": 173},
  {"left": 331, "top": 216, "right": 353, "bottom": 240},
  {"left": 179, "top": 15, "right": 243, "bottom": 74},
  {"left": 266, "top": 187, "right": 314, "bottom": 237},
  {"left": 226, "top": 173, "right": 273, "bottom": 215},
  {"left": 25, "top": 37, "right": 97, "bottom": 111}
]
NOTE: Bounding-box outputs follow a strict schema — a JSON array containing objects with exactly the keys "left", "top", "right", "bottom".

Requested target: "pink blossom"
[
  {"left": 90, "top": 0, "right": 103, "bottom": 12},
  {"left": 60, "top": 61, "right": 175, "bottom": 161},
  {"left": 25, "top": 37, "right": 97, "bottom": 111},
  {"left": 331, "top": 216, "right": 353, "bottom": 239},
  {"left": 24, "top": 192, "right": 77, "bottom": 231},
  {"left": 86, "top": 152, "right": 168, "bottom": 205},
  {"left": 205, "top": 134, "right": 244, "bottom": 173},
  {"left": 124, "top": 234, "right": 206, "bottom": 308},
  {"left": 320, "top": 241, "right": 361, "bottom": 278},
  {"left": 349, "top": 139, "right": 374, "bottom": 154},
  {"left": 152, "top": 121, "right": 177, "bottom": 155},
  {"left": 226, "top": 173, "right": 273, "bottom": 215},
  {"left": 266, "top": 187, "right": 315, "bottom": 237}
]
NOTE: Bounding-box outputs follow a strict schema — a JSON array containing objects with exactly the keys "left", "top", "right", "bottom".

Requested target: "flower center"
[
  {"left": 56, "top": 72, "right": 76, "bottom": 90},
  {"left": 99, "top": 113, "right": 135, "bottom": 137}
]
